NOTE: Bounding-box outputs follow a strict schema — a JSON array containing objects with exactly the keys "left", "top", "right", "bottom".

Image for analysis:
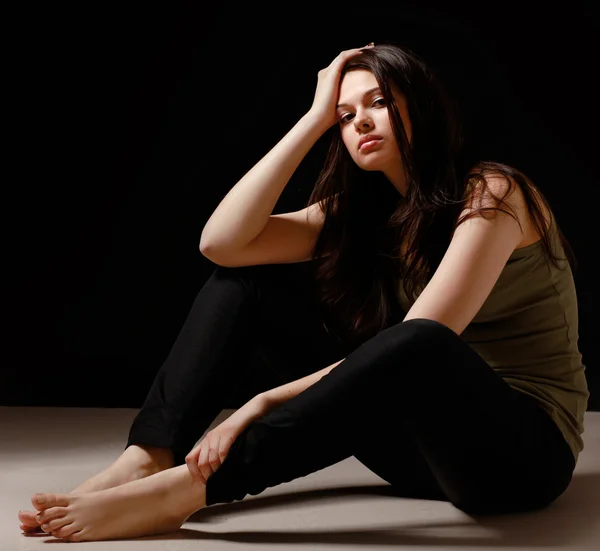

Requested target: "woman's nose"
[{"left": 353, "top": 114, "right": 373, "bottom": 130}]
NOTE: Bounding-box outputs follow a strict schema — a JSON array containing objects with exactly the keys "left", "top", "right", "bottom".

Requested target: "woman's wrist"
[
  {"left": 252, "top": 392, "right": 273, "bottom": 413},
  {"left": 302, "top": 110, "right": 333, "bottom": 135}
]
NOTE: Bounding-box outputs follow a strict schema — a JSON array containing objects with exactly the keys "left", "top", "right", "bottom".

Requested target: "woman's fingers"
[
  {"left": 219, "top": 436, "right": 233, "bottom": 464},
  {"left": 331, "top": 43, "right": 374, "bottom": 65},
  {"left": 347, "top": 43, "right": 375, "bottom": 55},
  {"left": 335, "top": 46, "right": 368, "bottom": 64},
  {"left": 186, "top": 432, "right": 232, "bottom": 485},
  {"left": 197, "top": 442, "right": 213, "bottom": 482},
  {"left": 185, "top": 448, "right": 204, "bottom": 483},
  {"left": 208, "top": 437, "right": 222, "bottom": 473}
]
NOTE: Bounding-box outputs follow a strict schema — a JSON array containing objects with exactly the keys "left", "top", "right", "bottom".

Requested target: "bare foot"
[
  {"left": 18, "top": 444, "right": 174, "bottom": 533},
  {"left": 29, "top": 465, "right": 206, "bottom": 542}
]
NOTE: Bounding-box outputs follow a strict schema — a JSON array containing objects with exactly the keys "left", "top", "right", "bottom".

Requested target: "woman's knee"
[
  {"left": 205, "top": 264, "right": 279, "bottom": 307},
  {"left": 399, "top": 318, "right": 457, "bottom": 339},
  {"left": 210, "top": 264, "right": 267, "bottom": 288},
  {"left": 375, "top": 318, "right": 458, "bottom": 356},
  {"left": 211, "top": 263, "right": 312, "bottom": 302}
]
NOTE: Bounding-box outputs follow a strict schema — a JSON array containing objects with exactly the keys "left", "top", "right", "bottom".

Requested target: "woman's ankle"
[{"left": 124, "top": 444, "right": 175, "bottom": 473}]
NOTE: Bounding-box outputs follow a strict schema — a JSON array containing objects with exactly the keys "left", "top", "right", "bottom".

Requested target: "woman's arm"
[
  {"left": 200, "top": 112, "right": 329, "bottom": 252},
  {"left": 259, "top": 358, "right": 345, "bottom": 409}
]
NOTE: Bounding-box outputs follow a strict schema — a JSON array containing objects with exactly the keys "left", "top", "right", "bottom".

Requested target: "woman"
[{"left": 19, "top": 42, "right": 588, "bottom": 542}]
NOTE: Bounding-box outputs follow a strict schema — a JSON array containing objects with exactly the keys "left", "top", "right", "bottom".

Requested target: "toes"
[
  {"left": 31, "top": 493, "right": 70, "bottom": 511},
  {"left": 65, "top": 531, "right": 84, "bottom": 542},
  {"left": 51, "top": 524, "right": 78, "bottom": 540},
  {"left": 42, "top": 516, "right": 70, "bottom": 533},
  {"left": 20, "top": 523, "right": 42, "bottom": 533},
  {"left": 18, "top": 510, "right": 40, "bottom": 527},
  {"left": 35, "top": 506, "right": 67, "bottom": 526}
]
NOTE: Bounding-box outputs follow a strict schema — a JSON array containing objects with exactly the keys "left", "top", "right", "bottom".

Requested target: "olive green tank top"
[{"left": 397, "top": 215, "right": 589, "bottom": 463}]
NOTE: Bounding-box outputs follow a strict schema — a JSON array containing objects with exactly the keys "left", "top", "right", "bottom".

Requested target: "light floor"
[{"left": 1, "top": 407, "right": 599, "bottom": 551}]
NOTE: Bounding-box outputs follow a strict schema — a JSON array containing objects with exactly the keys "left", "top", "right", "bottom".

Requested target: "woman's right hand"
[{"left": 308, "top": 43, "right": 375, "bottom": 129}]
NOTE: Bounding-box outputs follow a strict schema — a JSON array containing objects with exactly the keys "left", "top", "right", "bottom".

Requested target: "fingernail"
[{"left": 36, "top": 494, "right": 46, "bottom": 504}]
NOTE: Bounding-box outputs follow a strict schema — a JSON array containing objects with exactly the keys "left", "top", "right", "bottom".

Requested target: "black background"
[{"left": 4, "top": 1, "right": 598, "bottom": 409}]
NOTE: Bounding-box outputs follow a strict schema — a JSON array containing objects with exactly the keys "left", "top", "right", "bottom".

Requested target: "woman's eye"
[{"left": 339, "top": 99, "right": 385, "bottom": 124}]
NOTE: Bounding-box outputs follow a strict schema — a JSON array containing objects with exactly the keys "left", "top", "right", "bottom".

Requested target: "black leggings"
[{"left": 126, "top": 261, "right": 575, "bottom": 515}]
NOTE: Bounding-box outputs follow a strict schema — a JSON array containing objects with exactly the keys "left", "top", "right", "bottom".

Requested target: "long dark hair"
[{"left": 306, "top": 42, "right": 578, "bottom": 349}]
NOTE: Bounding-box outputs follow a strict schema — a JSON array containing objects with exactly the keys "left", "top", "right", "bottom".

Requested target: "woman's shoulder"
[{"left": 462, "top": 165, "right": 552, "bottom": 250}]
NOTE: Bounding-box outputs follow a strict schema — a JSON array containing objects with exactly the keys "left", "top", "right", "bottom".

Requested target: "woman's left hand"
[{"left": 185, "top": 394, "right": 270, "bottom": 484}]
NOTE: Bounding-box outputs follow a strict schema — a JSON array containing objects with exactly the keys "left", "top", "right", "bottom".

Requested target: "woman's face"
[{"left": 336, "top": 69, "right": 412, "bottom": 193}]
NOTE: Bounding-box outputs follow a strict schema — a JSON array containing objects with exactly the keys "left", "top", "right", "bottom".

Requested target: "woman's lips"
[{"left": 359, "top": 138, "right": 383, "bottom": 151}]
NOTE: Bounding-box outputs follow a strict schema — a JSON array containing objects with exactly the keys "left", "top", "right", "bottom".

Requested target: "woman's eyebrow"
[{"left": 336, "top": 87, "right": 381, "bottom": 110}]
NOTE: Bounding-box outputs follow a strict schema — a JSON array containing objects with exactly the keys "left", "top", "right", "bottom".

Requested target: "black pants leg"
[{"left": 126, "top": 261, "right": 350, "bottom": 467}]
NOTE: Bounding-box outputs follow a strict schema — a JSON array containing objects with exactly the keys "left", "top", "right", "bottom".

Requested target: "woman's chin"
[{"left": 357, "top": 160, "right": 385, "bottom": 172}]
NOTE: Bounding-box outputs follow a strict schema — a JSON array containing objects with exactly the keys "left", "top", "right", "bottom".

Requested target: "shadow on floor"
[{"left": 96, "top": 472, "right": 599, "bottom": 547}]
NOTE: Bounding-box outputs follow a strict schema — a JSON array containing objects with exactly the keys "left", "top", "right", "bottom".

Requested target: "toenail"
[{"left": 36, "top": 494, "right": 47, "bottom": 504}]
